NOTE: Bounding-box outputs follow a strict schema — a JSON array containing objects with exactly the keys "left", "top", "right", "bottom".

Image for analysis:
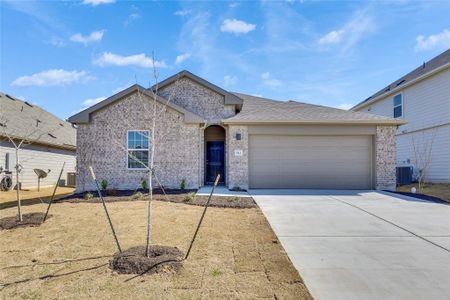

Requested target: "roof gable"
[
  {"left": 68, "top": 84, "right": 205, "bottom": 124},
  {"left": 352, "top": 48, "right": 450, "bottom": 110},
  {"left": 154, "top": 70, "right": 243, "bottom": 105}
]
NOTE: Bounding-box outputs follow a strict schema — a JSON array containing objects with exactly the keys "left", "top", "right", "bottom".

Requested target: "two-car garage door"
[{"left": 249, "top": 135, "right": 373, "bottom": 189}]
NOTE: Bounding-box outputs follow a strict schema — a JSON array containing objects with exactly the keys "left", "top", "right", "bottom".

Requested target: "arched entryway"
[{"left": 204, "top": 125, "right": 225, "bottom": 185}]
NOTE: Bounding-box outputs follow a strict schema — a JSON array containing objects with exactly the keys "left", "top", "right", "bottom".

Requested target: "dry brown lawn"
[
  {"left": 0, "top": 200, "right": 312, "bottom": 299},
  {"left": 0, "top": 187, "right": 75, "bottom": 209},
  {"left": 397, "top": 183, "right": 450, "bottom": 201}
]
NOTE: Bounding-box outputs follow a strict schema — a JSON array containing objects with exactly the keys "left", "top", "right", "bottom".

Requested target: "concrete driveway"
[{"left": 251, "top": 190, "right": 450, "bottom": 300}]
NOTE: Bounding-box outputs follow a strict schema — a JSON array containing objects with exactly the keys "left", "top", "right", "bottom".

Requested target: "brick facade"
[{"left": 375, "top": 125, "right": 397, "bottom": 190}]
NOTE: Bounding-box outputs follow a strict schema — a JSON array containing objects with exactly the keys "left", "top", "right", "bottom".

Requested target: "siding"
[
  {"left": 397, "top": 124, "right": 450, "bottom": 183},
  {"left": 0, "top": 140, "right": 76, "bottom": 189},
  {"left": 356, "top": 68, "right": 450, "bottom": 182}
]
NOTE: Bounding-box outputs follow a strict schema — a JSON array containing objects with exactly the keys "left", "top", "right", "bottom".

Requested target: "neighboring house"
[
  {"left": 352, "top": 49, "right": 450, "bottom": 183},
  {"left": 0, "top": 93, "right": 76, "bottom": 189},
  {"left": 69, "top": 70, "right": 404, "bottom": 192}
]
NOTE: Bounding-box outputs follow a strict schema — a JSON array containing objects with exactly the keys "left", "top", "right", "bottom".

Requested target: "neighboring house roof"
[
  {"left": 352, "top": 48, "right": 450, "bottom": 110},
  {"left": 0, "top": 92, "right": 76, "bottom": 150},
  {"left": 223, "top": 93, "right": 406, "bottom": 125},
  {"left": 153, "top": 70, "right": 244, "bottom": 105},
  {"left": 68, "top": 84, "right": 206, "bottom": 124}
]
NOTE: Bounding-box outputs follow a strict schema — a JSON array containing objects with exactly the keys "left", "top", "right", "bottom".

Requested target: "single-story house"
[
  {"left": 69, "top": 71, "right": 405, "bottom": 192},
  {"left": 352, "top": 48, "right": 450, "bottom": 183},
  {"left": 0, "top": 92, "right": 76, "bottom": 189}
]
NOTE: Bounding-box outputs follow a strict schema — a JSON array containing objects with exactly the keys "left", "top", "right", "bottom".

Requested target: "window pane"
[
  {"left": 127, "top": 131, "right": 150, "bottom": 149},
  {"left": 394, "top": 106, "right": 402, "bottom": 118},
  {"left": 128, "top": 150, "right": 149, "bottom": 168},
  {"left": 393, "top": 94, "right": 402, "bottom": 107}
]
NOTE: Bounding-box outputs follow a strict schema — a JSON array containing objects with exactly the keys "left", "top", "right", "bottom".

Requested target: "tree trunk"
[{"left": 15, "top": 148, "right": 22, "bottom": 222}]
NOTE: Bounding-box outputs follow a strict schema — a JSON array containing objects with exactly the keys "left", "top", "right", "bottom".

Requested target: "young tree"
[
  {"left": 0, "top": 107, "right": 62, "bottom": 221},
  {"left": 410, "top": 128, "right": 437, "bottom": 193}
]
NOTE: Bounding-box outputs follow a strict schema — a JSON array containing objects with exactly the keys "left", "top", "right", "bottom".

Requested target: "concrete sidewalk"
[{"left": 251, "top": 189, "right": 450, "bottom": 300}]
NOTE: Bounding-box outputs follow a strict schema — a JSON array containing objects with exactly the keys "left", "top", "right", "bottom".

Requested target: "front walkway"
[
  {"left": 197, "top": 186, "right": 251, "bottom": 197},
  {"left": 251, "top": 189, "right": 450, "bottom": 300}
]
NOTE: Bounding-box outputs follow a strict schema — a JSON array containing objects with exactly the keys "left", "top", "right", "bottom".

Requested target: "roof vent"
[
  {"left": 396, "top": 79, "right": 406, "bottom": 87},
  {"left": 365, "top": 96, "right": 372, "bottom": 101},
  {"left": 422, "top": 62, "right": 426, "bottom": 69},
  {"left": 25, "top": 101, "right": 33, "bottom": 107},
  {"left": 36, "top": 119, "right": 42, "bottom": 127},
  {"left": 5, "top": 94, "right": 15, "bottom": 101},
  {"left": 48, "top": 133, "right": 57, "bottom": 139},
  {"left": 384, "top": 86, "right": 391, "bottom": 92},
  {"left": 0, "top": 122, "right": 6, "bottom": 127},
  {"left": 59, "top": 123, "right": 64, "bottom": 127}
]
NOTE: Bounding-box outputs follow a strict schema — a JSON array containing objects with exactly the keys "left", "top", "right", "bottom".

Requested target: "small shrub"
[
  {"left": 100, "top": 179, "right": 108, "bottom": 190},
  {"left": 232, "top": 196, "right": 240, "bottom": 202},
  {"left": 140, "top": 177, "right": 147, "bottom": 190},
  {"left": 210, "top": 269, "right": 223, "bottom": 277},
  {"left": 180, "top": 178, "right": 186, "bottom": 190},
  {"left": 132, "top": 192, "right": 143, "bottom": 200},
  {"left": 84, "top": 192, "right": 94, "bottom": 200},
  {"left": 231, "top": 186, "right": 242, "bottom": 191},
  {"left": 183, "top": 192, "right": 196, "bottom": 202}
]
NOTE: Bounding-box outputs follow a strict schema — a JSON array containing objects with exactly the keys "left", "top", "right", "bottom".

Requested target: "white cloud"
[
  {"left": 174, "top": 9, "right": 191, "bottom": 16},
  {"left": 224, "top": 75, "right": 238, "bottom": 87},
  {"left": 12, "top": 69, "right": 93, "bottom": 87},
  {"left": 220, "top": 19, "right": 256, "bottom": 34},
  {"left": 335, "top": 103, "right": 354, "bottom": 110},
  {"left": 228, "top": 3, "right": 240, "bottom": 8},
  {"left": 318, "top": 30, "right": 344, "bottom": 45},
  {"left": 317, "top": 8, "right": 375, "bottom": 52},
  {"left": 81, "top": 96, "right": 106, "bottom": 110},
  {"left": 93, "top": 52, "right": 167, "bottom": 68},
  {"left": 70, "top": 30, "right": 105, "bottom": 46},
  {"left": 49, "top": 36, "right": 66, "bottom": 47},
  {"left": 261, "top": 72, "right": 282, "bottom": 87},
  {"left": 175, "top": 53, "right": 191, "bottom": 64},
  {"left": 124, "top": 13, "right": 141, "bottom": 27},
  {"left": 82, "top": 0, "right": 115, "bottom": 6},
  {"left": 415, "top": 29, "right": 450, "bottom": 52}
]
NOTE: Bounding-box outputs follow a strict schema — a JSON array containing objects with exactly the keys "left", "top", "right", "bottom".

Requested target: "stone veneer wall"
[
  {"left": 158, "top": 77, "right": 235, "bottom": 123},
  {"left": 76, "top": 91, "right": 201, "bottom": 192},
  {"left": 227, "top": 125, "right": 249, "bottom": 190},
  {"left": 375, "top": 125, "right": 397, "bottom": 190}
]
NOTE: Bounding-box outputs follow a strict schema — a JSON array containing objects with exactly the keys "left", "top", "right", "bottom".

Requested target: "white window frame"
[
  {"left": 393, "top": 93, "right": 403, "bottom": 118},
  {"left": 126, "top": 130, "right": 150, "bottom": 170}
]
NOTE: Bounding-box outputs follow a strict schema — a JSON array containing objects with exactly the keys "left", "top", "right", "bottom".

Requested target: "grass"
[
  {"left": 0, "top": 200, "right": 312, "bottom": 299},
  {"left": 397, "top": 183, "right": 450, "bottom": 201},
  {"left": 0, "top": 187, "right": 75, "bottom": 209}
]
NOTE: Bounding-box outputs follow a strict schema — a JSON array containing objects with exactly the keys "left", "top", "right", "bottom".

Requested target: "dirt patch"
[
  {"left": 0, "top": 212, "right": 50, "bottom": 230},
  {"left": 60, "top": 189, "right": 256, "bottom": 208},
  {"left": 110, "top": 245, "right": 184, "bottom": 275}
]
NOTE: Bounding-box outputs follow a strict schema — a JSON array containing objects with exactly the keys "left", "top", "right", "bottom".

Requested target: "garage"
[{"left": 249, "top": 134, "right": 373, "bottom": 189}]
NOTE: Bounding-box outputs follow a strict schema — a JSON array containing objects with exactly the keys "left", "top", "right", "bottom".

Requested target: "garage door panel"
[{"left": 249, "top": 135, "right": 373, "bottom": 189}]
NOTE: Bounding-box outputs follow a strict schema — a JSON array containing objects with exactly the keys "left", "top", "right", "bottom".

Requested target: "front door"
[{"left": 206, "top": 141, "right": 225, "bottom": 184}]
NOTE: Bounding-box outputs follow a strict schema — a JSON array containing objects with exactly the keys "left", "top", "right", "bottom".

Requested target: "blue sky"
[{"left": 1, "top": 0, "right": 450, "bottom": 120}]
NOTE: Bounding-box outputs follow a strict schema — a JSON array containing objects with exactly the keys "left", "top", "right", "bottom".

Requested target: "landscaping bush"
[
  {"left": 84, "top": 192, "right": 94, "bottom": 200},
  {"left": 140, "top": 177, "right": 147, "bottom": 191},
  {"left": 180, "top": 178, "right": 186, "bottom": 190},
  {"left": 183, "top": 192, "right": 196, "bottom": 202},
  {"left": 132, "top": 192, "right": 143, "bottom": 200},
  {"left": 100, "top": 180, "right": 108, "bottom": 191}
]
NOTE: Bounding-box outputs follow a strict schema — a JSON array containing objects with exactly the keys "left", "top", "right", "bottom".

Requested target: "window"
[
  {"left": 393, "top": 94, "right": 402, "bottom": 118},
  {"left": 127, "top": 131, "right": 149, "bottom": 169}
]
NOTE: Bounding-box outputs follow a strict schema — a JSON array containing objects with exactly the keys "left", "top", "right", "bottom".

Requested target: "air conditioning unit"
[{"left": 396, "top": 166, "right": 413, "bottom": 186}]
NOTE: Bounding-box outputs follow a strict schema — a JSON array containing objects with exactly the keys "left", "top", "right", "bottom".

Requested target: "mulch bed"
[
  {"left": 0, "top": 212, "right": 50, "bottom": 230},
  {"left": 385, "top": 190, "right": 449, "bottom": 204},
  {"left": 59, "top": 189, "right": 256, "bottom": 208},
  {"left": 110, "top": 245, "right": 184, "bottom": 275}
]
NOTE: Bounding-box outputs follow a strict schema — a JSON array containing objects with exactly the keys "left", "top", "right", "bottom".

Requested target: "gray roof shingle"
[
  {"left": 0, "top": 92, "right": 76, "bottom": 149},
  {"left": 224, "top": 93, "right": 405, "bottom": 125}
]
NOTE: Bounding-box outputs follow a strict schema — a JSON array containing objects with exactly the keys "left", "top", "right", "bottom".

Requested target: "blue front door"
[{"left": 206, "top": 141, "right": 225, "bottom": 183}]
